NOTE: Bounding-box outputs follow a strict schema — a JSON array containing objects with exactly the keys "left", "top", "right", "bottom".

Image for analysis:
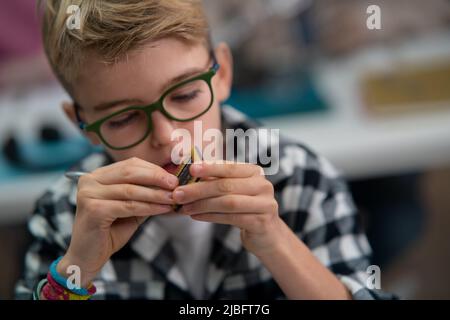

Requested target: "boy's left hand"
[{"left": 172, "top": 161, "right": 285, "bottom": 256}]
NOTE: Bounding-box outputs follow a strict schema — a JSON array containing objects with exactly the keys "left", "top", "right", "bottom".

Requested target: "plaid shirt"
[{"left": 15, "top": 106, "right": 395, "bottom": 300}]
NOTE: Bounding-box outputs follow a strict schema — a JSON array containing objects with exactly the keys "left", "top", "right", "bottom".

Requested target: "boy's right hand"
[{"left": 56, "top": 157, "right": 178, "bottom": 288}]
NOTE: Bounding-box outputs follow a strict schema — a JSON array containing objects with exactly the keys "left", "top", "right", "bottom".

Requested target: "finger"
[
  {"left": 91, "top": 165, "right": 178, "bottom": 190},
  {"left": 96, "top": 184, "right": 175, "bottom": 205},
  {"left": 191, "top": 212, "right": 269, "bottom": 234},
  {"left": 180, "top": 195, "right": 274, "bottom": 215},
  {"left": 93, "top": 157, "right": 157, "bottom": 177},
  {"left": 189, "top": 161, "right": 263, "bottom": 179},
  {"left": 136, "top": 216, "right": 150, "bottom": 226},
  {"left": 173, "top": 176, "right": 269, "bottom": 204},
  {"left": 85, "top": 198, "right": 173, "bottom": 219}
]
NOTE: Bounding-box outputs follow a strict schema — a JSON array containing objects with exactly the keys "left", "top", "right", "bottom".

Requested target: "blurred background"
[{"left": 1, "top": 0, "right": 450, "bottom": 299}]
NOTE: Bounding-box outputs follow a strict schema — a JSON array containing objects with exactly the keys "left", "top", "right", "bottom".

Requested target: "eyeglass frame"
[{"left": 74, "top": 51, "right": 220, "bottom": 150}]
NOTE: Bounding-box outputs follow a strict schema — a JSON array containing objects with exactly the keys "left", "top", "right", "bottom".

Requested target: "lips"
[{"left": 162, "top": 162, "right": 179, "bottom": 175}]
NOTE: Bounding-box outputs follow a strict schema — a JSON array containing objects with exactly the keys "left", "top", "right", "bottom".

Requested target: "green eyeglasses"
[{"left": 75, "top": 55, "right": 220, "bottom": 150}]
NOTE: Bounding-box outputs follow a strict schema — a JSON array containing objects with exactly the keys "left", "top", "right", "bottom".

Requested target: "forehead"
[{"left": 73, "top": 38, "right": 209, "bottom": 111}]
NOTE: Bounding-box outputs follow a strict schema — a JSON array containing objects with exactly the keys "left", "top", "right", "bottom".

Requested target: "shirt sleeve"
[{"left": 281, "top": 148, "right": 397, "bottom": 300}]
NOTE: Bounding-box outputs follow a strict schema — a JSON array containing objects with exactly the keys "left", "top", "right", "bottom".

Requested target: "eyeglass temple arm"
[
  {"left": 74, "top": 102, "right": 86, "bottom": 130},
  {"left": 210, "top": 49, "right": 220, "bottom": 72}
]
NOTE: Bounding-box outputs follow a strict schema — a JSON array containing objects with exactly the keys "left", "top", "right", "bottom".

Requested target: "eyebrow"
[{"left": 91, "top": 67, "right": 207, "bottom": 112}]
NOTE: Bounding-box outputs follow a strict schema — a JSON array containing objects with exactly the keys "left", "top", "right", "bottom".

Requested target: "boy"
[{"left": 16, "top": 0, "right": 393, "bottom": 300}]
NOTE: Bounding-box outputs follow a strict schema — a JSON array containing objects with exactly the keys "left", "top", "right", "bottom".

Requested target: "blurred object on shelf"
[
  {"left": 1, "top": 132, "right": 94, "bottom": 177},
  {"left": 313, "top": 0, "right": 450, "bottom": 56},
  {"left": 362, "top": 60, "right": 450, "bottom": 116},
  {"left": 206, "top": 0, "right": 315, "bottom": 85},
  {"left": 206, "top": 0, "right": 450, "bottom": 119},
  {"left": 261, "top": 30, "right": 450, "bottom": 179},
  {"left": 205, "top": 0, "right": 324, "bottom": 118},
  {"left": 0, "top": 1, "right": 41, "bottom": 59},
  {"left": 205, "top": 0, "right": 313, "bottom": 51},
  {"left": 0, "top": 0, "right": 55, "bottom": 92},
  {"left": 0, "top": 53, "right": 55, "bottom": 94},
  {"left": 227, "top": 69, "right": 328, "bottom": 118},
  {"left": 0, "top": 84, "right": 95, "bottom": 182}
]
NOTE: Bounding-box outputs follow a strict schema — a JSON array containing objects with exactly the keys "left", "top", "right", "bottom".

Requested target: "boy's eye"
[
  {"left": 106, "top": 110, "right": 141, "bottom": 129},
  {"left": 170, "top": 89, "right": 201, "bottom": 103}
]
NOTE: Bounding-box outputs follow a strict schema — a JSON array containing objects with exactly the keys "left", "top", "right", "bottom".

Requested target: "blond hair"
[{"left": 40, "top": 0, "right": 210, "bottom": 87}]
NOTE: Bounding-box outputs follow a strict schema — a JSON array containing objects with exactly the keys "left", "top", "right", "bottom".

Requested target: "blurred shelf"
[{"left": 262, "top": 30, "right": 450, "bottom": 179}]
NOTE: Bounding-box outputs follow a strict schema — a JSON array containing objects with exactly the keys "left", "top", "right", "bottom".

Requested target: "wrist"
[
  {"left": 248, "top": 217, "right": 290, "bottom": 259},
  {"left": 57, "top": 254, "right": 97, "bottom": 288}
]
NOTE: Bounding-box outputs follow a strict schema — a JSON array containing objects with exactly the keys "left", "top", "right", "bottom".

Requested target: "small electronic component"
[{"left": 172, "top": 146, "right": 202, "bottom": 212}]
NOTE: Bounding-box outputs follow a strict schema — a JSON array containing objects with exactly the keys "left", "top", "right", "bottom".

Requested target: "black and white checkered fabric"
[{"left": 15, "top": 105, "right": 395, "bottom": 300}]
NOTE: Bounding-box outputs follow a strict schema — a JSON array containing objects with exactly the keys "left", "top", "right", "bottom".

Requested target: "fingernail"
[
  {"left": 166, "top": 175, "right": 178, "bottom": 187},
  {"left": 173, "top": 190, "right": 184, "bottom": 201}
]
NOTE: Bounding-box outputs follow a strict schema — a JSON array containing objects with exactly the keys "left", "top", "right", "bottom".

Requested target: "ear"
[
  {"left": 62, "top": 101, "right": 101, "bottom": 145},
  {"left": 213, "top": 42, "right": 233, "bottom": 103},
  {"left": 62, "top": 101, "right": 78, "bottom": 126}
]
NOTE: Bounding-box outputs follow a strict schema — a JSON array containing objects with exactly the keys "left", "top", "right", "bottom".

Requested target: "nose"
[{"left": 149, "top": 110, "right": 175, "bottom": 148}]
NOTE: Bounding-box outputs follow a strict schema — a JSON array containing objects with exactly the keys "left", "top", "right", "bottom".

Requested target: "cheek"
[
  {"left": 200, "top": 102, "right": 221, "bottom": 131},
  {"left": 85, "top": 132, "right": 101, "bottom": 144},
  {"left": 106, "top": 149, "right": 134, "bottom": 163},
  {"left": 185, "top": 103, "right": 222, "bottom": 158}
]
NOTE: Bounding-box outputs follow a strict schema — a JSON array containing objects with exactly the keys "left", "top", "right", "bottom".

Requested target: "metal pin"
[{"left": 64, "top": 171, "right": 87, "bottom": 183}]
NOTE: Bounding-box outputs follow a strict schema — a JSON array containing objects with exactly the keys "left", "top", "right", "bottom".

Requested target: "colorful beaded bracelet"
[{"left": 49, "top": 256, "right": 96, "bottom": 296}]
